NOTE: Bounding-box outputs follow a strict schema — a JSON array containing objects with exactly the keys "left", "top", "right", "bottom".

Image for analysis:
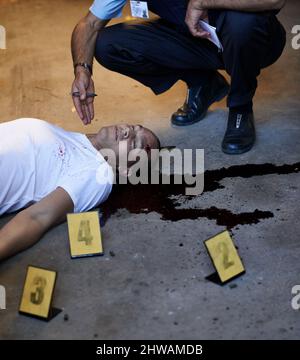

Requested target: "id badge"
[{"left": 130, "top": 1, "right": 149, "bottom": 19}]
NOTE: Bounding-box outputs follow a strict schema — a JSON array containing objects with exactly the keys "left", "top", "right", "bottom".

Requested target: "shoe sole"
[
  {"left": 171, "top": 83, "right": 230, "bottom": 127},
  {"left": 221, "top": 142, "right": 255, "bottom": 155}
]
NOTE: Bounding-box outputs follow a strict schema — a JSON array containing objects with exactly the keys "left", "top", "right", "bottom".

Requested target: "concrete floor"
[{"left": 0, "top": 0, "right": 300, "bottom": 340}]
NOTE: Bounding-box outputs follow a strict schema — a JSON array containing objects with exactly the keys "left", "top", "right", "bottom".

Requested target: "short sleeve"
[
  {"left": 90, "top": 0, "right": 127, "bottom": 20},
  {"left": 57, "top": 163, "right": 114, "bottom": 213}
]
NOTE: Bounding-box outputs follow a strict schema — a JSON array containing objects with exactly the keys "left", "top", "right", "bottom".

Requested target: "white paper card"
[
  {"left": 199, "top": 20, "right": 223, "bottom": 51},
  {"left": 130, "top": 1, "right": 149, "bottom": 19}
]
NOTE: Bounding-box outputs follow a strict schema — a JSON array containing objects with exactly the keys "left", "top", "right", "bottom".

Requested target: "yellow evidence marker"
[
  {"left": 204, "top": 230, "right": 245, "bottom": 283},
  {"left": 67, "top": 211, "right": 103, "bottom": 258},
  {"left": 19, "top": 266, "right": 57, "bottom": 320}
]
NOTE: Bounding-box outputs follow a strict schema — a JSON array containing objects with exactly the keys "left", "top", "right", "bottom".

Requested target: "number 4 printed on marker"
[{"left": 78, "top": 220, "right": 93, "bottom": 246}]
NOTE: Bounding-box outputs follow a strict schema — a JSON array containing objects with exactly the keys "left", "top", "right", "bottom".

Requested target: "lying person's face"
[{"left": 97, "top": 124, "right": 160, "bottom": 170}]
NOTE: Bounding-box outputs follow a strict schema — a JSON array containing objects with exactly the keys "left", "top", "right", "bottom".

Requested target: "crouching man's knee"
[
  {"left": 221, "top": 11, "right": 270, "bottom": 47},
  {"left": 94, "top": 27, "right": 118, "bottom": 68}
]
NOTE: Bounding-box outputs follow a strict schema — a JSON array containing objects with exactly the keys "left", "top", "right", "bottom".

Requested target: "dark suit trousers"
[{"left": 94, "top": 6, "right": 286, "bottom": 108}]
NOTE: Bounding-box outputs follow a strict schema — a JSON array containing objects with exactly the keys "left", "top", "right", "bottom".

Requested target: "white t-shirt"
[{"left": 0, "top": 118, "right": 114, "bottom": 215}]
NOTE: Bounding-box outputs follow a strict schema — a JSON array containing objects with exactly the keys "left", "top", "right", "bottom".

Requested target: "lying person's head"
[{"left": 91, "top": 124, "right": 160, "bottom": 176}]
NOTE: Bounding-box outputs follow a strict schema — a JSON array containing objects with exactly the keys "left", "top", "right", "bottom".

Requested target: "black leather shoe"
[
  {"left": 222, "top": 112, "right": 256, "bottom": 155},
  {"left": 171, "top": 72, "right": 229, "bottom": 126}
]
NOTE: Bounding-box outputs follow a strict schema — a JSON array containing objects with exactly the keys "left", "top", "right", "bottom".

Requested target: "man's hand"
[
  {"left": 71, "top": 12, "right": 109, "bottom": 125},
  {"left": 186, "top": 0, "right": 286, "bottom": 14},
  {"left": 72, "top": 68, "right": 95, "bottom": 125},
  {"left": 185, "top": 0, "right": 210, "bottom": 38}
]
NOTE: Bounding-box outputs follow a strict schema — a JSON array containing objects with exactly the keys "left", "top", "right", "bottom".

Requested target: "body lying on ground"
[{"left": 0, "top": 118, "right": 160, "bottom": 261}]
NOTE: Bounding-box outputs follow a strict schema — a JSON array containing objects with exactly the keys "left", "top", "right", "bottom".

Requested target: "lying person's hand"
[
  {"left": 72, "top": 68, "right": 95, "bottom": 125},
  {"left": 185, "top": 0, "right": 210, "bottom": 39}
]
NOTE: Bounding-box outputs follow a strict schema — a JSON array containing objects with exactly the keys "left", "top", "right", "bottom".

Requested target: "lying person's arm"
[
  {"left": 0, "top": 188, "right": 74, "bottom": 261},
  {"left": 189, "top": 0, "right": 286, "bottom": 12}
]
